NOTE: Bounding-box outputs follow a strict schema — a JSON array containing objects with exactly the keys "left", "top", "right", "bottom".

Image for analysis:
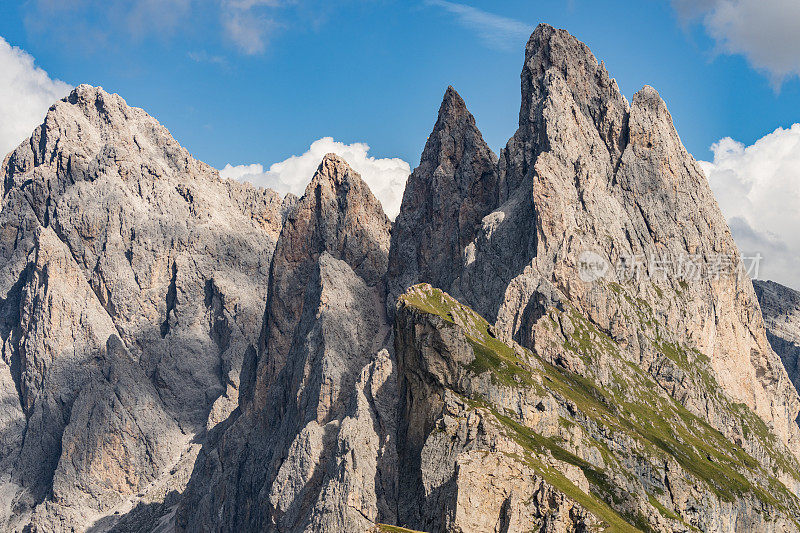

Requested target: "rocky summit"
[{"left": 1, "top": 22, "right": 800, "bottom": 533}]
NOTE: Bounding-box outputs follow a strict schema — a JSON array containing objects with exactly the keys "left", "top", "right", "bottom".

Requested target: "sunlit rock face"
[
  {"left": 2, "top": 23, "right": 800, "bottom": 533},
  {"left": 0, "top": 84, "right": 288, "bottom": 531}
]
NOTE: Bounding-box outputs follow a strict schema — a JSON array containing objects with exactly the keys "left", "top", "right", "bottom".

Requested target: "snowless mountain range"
[{"left": 1, "top": 23, "right": 800, "bottom": 533}]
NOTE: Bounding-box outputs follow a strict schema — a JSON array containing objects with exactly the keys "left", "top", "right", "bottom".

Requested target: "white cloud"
[
  {"left": 221, "top": 0, "right": 281, "bottom": 55},
  {"left": 672, "top": 0, "right": 800, "bottom": 86},
  {"left": 426, "top": 0, "right": 531, "bottom": 51},
  {"left": 0, "top": 36, "right": 71, "bottom": 160},
  {"left": 221, "top": 11, "right": 276, "bottom": 55},
  {"left": 188, "top": 50, "right": 227, "bottom": 65},
  {"left": 220, "top": 137, "right": 411, "bottom": 219},
  {"left": 700, "top": 124, "right": 800, "bottom": 288}
]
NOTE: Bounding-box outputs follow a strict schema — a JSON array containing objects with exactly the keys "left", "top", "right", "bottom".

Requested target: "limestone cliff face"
[
  {"left": 394, "top": 284, "right": 800, "bottom": 533},
  {"left": 174, "top": 155, "right": 396, "bottom": 533},
  {"left": 2, "top": 21, "right": 800, "bottom": 533},
  {"left": 755, "top": 280, "right": 800, "bottom": 400},
  {"left": 0, "top": 85, "right": 288, "bottom": 531},
  {"left": 388, "top": 24, "right": 800, "bottom": 467}
]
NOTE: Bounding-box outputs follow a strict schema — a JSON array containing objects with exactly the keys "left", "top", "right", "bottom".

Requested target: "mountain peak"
[
  {"left": 304, "top": 153, "right": 382, "bottom": 209},
  {"left": 0, "top": 79, "right": 288, "bottom": 533},
  {"left": 438, "top": 85, "right": 468, "bottom": 120},
  {"left": 67, "top": 83, "right": 109, "bottom": 103},
  {"left": 252, "top": 151, "right": 391, "bottom": 397},
  {"left": 519, "top": 23, "right": 629, "bottom": 158},
  {"left": 60, "top": 84, "right": 138, "bottom": 126},
  {"left": 524, "top": 23, "right": 599, "bottom": 75},
  {"left": 631, "top": 84, "right": 667, "bottom": 111},
  {"left": 387, "top": 84, "right": 499, "bottom": 313},
  {"left": 299, "top": 152, "right": 390, "bottom": 274},
  {"left": 312, "top": 152, "right": 355, "bottom": 185},
  {"left": 419, "top": 85, "right": 488, "bottom": 168}
]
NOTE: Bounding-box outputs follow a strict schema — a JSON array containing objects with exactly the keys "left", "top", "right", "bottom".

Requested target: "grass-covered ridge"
[
  {"left": 603, "top": 279, "right": 800, "bottom": 478},
  {"left": 399, "top": 283, "right": 800, "bottom": 531},
  {"left": 373, "top": 525, "right": 427, "bottom": 533},
  {"left": 400, "top": 283, "right": 540, "bottom": 388}
]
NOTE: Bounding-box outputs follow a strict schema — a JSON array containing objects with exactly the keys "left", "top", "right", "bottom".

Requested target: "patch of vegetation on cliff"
[
  {"left": 465, "top": 338, "right": 539, "bottom": 387},
  {"left": 602, "top": 280, "right": 800, "bottom": 490},
  {"left": 460, "top": 397, "right": 643, "bottom": 532},
  {"left": 374, "top": 525, "right": 427, "bottom": 533},
  {"left": 400, "top": 284, "right": 541, "bottom": 388},
  {"left": 401, "top": 283, "right": 800, "bottom": 528},
  {"left": 530, "top": 455, "right": 643, "bottom": 533}
]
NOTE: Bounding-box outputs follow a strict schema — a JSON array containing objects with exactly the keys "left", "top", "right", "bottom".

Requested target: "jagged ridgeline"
[{"left": 0, "top": 22, "right": 798, "bottom": 533}]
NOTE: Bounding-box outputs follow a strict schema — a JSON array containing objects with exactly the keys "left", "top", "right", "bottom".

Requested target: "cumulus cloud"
[
  {"left": 426, "top": 0, "right": 531, "bottom": 51},
  {"left": 700, "top": 124, "right": 800, "bottom": 288},
  {"left": 221, "top": 11, "right": 277, "bottom": 55},
  {"left": 0, "top": 36, "right": 71, "bottom": 159},
  {"left": 672, "top": 0, "right": 800, "bottom": 85},
  {"left": 220, "top": 137, "right": 411, "bottom": 219}
]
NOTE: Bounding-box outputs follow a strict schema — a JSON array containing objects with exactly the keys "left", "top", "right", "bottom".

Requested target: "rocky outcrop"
[
  {"left": 755, "top": 280, "right": 800, "bottom": 400},
  {"left": 0, "top": 85, "right": 289, "bottom": 531},
  {"left": 175, "top": 155, "right": 396, "bottom": 533},
  {"left": 2, "top": 20, "right": 800, "bottom": 533},
  {"left": 386, "top": 86, "right": 499, "bottom": 314},
  {"left": 388, "top": 24, "right": 800, "bottom": 468},
  {"left": 394, "top": 284, "right": 800, "bottom": 533}
]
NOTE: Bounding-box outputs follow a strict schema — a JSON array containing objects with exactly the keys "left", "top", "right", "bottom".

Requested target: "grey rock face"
[
  {"left": 0, "top": 85, "right": 288, "bottom": 531},
  {"left": 2, "top": 20, "right": 800, "bottom": 533},
  {"left": 386, "top": 86, "right": 499, "bottom": 314},
  {"left": 388, "top": 23, "right": 800, "bottom": 466},
  {"left": 394, "top": 284, "right": 800, "bottom": 533},
  {"left": 755, "top": 280, "right": 800, "bottom": 400},
  {"left": 254, "top": 154, "right": 391, "bottom": 402},
  {"left": 175, "top": 156, "right": 396, "bottom": 533}
]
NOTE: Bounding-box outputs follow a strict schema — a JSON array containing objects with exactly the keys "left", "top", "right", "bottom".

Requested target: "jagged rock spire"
[
  {"left": 177, "top": 154, "right": 395, "bottom": 532},
  {"left": 386, "top": 86, "right": 498, "bottom": 311},
  {"left": 253, "top": 153, "right": 391, "bottom": 404},
  {"left": 520, "top": 23, "right": 629, "bottom": 160}
]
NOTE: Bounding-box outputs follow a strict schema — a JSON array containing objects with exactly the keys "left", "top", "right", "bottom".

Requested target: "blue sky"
[
  {"left": 2, "top": 0, "right": 798, "bottom": 166},
  {"left": 3, "top": 0, "right": 800, "bottom": 287}
]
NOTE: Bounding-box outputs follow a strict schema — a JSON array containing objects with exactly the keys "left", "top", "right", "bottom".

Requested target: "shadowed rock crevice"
[
  {"left": 755, "top": 280, "right": 800, "bottom": 404},
  {"left": 160, "top": 261, "right": 178, "bottom": 338},
  {"left": 0, "top": 265, "right": 31, "bottom": 415}
]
